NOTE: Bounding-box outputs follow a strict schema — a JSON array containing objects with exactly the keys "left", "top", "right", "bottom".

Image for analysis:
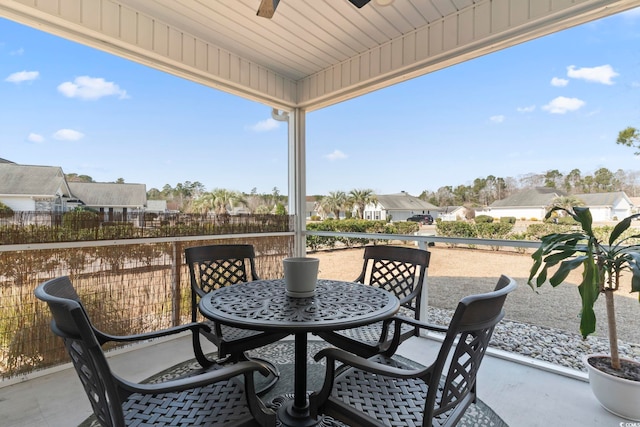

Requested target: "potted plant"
[{"left": 528, "top": 206, "right": 640, "bottom": 420}]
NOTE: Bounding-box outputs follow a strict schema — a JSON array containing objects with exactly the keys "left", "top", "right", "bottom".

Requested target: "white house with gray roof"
[
  {"left": 68, "top": 182, "right": 147, "bottom": 220},
  {"left": 572, "top": 191, "right": 633, "bottom": 221},
  {"left": 477, "top": 188, "right": 634, "bottom": 222},
  {"left": 0, "top": 162, "right": 148, "bottom": 219},
  {"left": 364, "top": 192, "right": 439, "bottom": 222},
  {"left": 0, "top": 163, "right": 74, "bottom": 212}
]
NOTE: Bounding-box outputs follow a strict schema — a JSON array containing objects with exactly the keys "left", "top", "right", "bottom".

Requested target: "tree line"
[
  {"left": 64, "top": 129, "right": 640, "bottom": 214},
  {"left": 419, "top": 166, "right": 640, "bottom": 208}
]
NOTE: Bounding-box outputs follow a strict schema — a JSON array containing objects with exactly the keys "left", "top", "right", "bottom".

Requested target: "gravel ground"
[{"left": 313, "top": 245, "right": 640, "bottom": 371}]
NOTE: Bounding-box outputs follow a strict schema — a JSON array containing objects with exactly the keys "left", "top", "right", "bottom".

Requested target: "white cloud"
[
  {"left": 324, "top": 149, "right": 347, "bottom": 161},
  {"left": 567, "top": 65, "right": 619, "bottom": 85},
  {"left": 10, "top": 48, "right": 24, "bottom": 56},
  {"left": 489, "top": 115, "right": 505, "bottom": 124},
  {"left": 27, "top": 133, "right": 44, "bottom": 143},
  {"left": 517, "top": 105, "right": 536, "bottom": 113},
  {"left": 247, "top": 118, "right": 280, "bottom": 132},
  {"left": 632, "top": 81, "right": 640, "bottom": 88},
  {"left": 53, "top": 129, "right": 85, "bottom": 141},
  {"left": 5, "top": 70, "right": 39, "bottom": 83},
  {"left": 57, "top": 76, "right": 128, "bottom": 100},
  {"left": 542, "top": 96, "right": 586, "bottom": 114},
  {"left": 551, "top": 77, "right": 569, "bottom": 87}
]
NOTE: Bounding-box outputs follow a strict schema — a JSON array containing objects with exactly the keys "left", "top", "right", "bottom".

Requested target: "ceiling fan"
[{"left": 257, "top": 0, "right": 392, "bottom": 19}]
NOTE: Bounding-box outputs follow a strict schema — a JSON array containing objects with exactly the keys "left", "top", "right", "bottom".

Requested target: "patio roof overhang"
[
  {"left": 1, "top": 0, "right": 639, "bottom": 255},
  {"left": 2, "top": 0, "right": 639, "bottom": 112}
]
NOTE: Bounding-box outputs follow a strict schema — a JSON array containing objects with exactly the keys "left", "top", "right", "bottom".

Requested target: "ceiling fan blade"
[
  {"left": 257, "top": 0, "right": 279, "bottom": 18},
  {"left": 349, "top": 0, "right": 372, "bottom": 7}
]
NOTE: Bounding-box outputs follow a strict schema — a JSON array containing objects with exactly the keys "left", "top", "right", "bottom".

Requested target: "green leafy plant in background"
[{"left": 528, "top": 206, "right": 640, "bottom": 370}]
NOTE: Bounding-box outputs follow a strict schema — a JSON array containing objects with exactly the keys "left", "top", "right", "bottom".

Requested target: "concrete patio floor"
[{"left": 0, "top": 333, "right": 627, "bottom": 427}]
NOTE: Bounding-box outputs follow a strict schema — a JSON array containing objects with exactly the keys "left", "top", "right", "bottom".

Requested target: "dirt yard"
[{"left": 313, "top": 245, "right": 640, "bottom": 344}]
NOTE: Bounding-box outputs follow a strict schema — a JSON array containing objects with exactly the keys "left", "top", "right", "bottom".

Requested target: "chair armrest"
[
  {"left": 96, "top": 322, "right": 211, "bottom": 344},
  {"left": 115, "top": 360, "right": 270, "bottom": 395},
  {"left": 392, "top": 315, "right": 448, "bottom": 334},
  {"left": 382, "top": 315, "right": 447, "bottom": 356},
  {"left": 314, "top": 347, "right": 423, "bottom": 380}
]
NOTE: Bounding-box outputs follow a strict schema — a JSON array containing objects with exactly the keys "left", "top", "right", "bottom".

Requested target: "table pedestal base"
[{"left": 269, "top": 393, "right": 344, "bottom": 427}]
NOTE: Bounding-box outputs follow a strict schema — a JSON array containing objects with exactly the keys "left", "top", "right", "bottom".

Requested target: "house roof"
[
  {"left": 375, "top": 192, "right": 438, "bottom": 211},
  {"left": 146, "top": 199, "right": 168, "bottom": 212},
  {"left": 0, "top": 163, "right": 71, "bottom": 197},
  {"left": 305, "top": 201, "right": 317, "bottom": 212},
  {"left": 489, "top": 187, "right": 564, "bottom": 208},
  {"left": 2, "top": 1, "right": 637, "bottom": 111},
  {"left": 439, "top": 206, "right": 465, "bottom": 214},
  {"left": 574, "top": 191, "right": 631, "bottom": 207},
  {"left": 68, "top": 182, "right": 147, "bottom": 208}
]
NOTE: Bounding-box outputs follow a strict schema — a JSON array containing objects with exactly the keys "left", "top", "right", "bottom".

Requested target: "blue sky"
[{"left": 1, "top": 8, "right": 640, "bottom": 197}]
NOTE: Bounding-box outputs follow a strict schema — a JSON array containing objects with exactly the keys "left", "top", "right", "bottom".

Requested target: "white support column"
[{"left": 287, "top": 108, "right": 307, "bottom": 257}]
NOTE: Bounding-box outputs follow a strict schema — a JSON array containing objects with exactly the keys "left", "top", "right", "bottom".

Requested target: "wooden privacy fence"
[{"left": 0, "top": 234, "right": 294, "bottom": 379}]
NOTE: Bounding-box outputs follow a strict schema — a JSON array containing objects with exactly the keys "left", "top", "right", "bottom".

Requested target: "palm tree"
[
  {"left": 548, "top": 195, "right": 584, "bottom": 217},
  {"left": 348, "top": 189, "right": 377, "bottom": 219},
  {"left": 191, "top": 188, "right": 246, "bottom": 215},
  {"left": 321, "top": 191, "right": 348, "bottom": 219}
]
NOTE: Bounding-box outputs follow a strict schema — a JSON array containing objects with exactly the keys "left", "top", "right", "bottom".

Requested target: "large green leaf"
[
  {"left": 577, "top": 256, "right": 599, "bottom": 338},
  {"left": 543, "top": 250, "right": 578, "bottom": 266},
  {"left": 549, "top": 256, "right": 588, "bottom": 286},
  {"left": 625, "top": 252, "right": 640, "bottom": 293},
  {"left": 609, "top": 214, "right": 637, "bottom": 245},
  {"left": 573, "top": 206, "right": 594, "bottom": 237}
]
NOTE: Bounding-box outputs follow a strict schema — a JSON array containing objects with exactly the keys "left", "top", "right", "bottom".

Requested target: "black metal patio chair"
[
  {"left": 185, "top": 244, "right": 288, "bottom": 393},
  {"left": 34, "top": 276, "right": 276, "bottom": 427},
  {"left": 316, "top": 245, "right": 430, "bottom": 357},
  {"left": 310, "top": 275, "right": 517, "bottom": 427}
]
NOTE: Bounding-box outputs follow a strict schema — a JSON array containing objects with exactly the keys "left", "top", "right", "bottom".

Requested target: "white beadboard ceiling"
[{"left": 1, "top": 0, "right": 639, "bottom": 111}]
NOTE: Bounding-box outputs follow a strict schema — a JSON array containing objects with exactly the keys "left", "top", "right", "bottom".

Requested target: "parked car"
[{"left": 407, "top": 214, "right": 433, "bottom": 225}]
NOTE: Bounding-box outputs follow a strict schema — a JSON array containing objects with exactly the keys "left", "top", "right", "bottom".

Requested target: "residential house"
[
  {"left": 306, "top": 201, "right": 319, "bottom": 220},
  {"left": 477, "top": 187, "right": 561, "bottom": 221},
  {"left": 478, "top": 187, "right": 633, "bottom": 222},
  {"left": 146, "top": 199, "right": 168, "bottom": 213},
  {"left": 438, "top": 206, "right": 468, "bottom": 221},
  {"left": 364, "top": 192, "right": 439, "bottom": 222},
  {"left": 573, "top": 192, "right": 633, "bottom": 221},
  {"left": 0, "top": 163, "right": 74, "bottom": 212},
  {"left": 68, "top": 182, "right": 147, "bottom": 221}
]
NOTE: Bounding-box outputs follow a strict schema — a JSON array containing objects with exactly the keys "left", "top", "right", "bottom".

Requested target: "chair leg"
[
  {"left": 238, "top": 353, "right": 280, "bottom": 395},
  {"left": 192, "top": 331, "right": 215, "bottom": 368},
  {"left": 196, "top": 331, "right": 280, "bottom": 395}
]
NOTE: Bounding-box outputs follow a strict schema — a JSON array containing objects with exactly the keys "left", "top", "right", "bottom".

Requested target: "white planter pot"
[{"left": 583, "top": 354, "right": 640, "bottom": 421}]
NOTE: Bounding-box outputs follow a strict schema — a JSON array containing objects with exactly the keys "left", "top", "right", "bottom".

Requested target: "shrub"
[
  {"left": 557, "top": 216, "right": 578, "bottom": 225},
  {"left": 507, "top": 233, "right": 530, "bottom": 253},
  {"left": 526, "top": 223, "right": 574, "bottom": 239},
  {"left": 62, "top": 209, "right": 100, "bottom": 230},
  {"left": 305, "top": 219, "right": 418, "bottom": 251},
  {"left": 0, "top": 202, "right": 13, "bottom": 218},
  {"left": 500, "top": 216, "right": 516, "bottom": 224},
  {"left": 529, "top": 217, "right": 538, "bottom": 221},
  {"left": 474, "top": 222, "right": 514, "bottom": 238},
  {"left": 435, "top": 221, "right": 477, "bottom": 247},
  {"left": 474, "top": 215, "right": 494, "bottom": 224}
]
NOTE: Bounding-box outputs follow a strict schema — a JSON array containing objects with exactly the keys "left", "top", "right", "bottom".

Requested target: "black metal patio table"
[{"left": 198, "top": 278, "right": 400, "bottom": 427}]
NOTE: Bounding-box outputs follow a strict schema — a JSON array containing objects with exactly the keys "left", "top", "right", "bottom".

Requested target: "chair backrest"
[
  {"left": 185, "top": 244, "right": 259, "bottom": 316},
  {"left": 356, "top": 245, "right": 430, "bottom": 314},
  {"left": 425, "top": 275, "right": 517, "bottom": 424},
  {"left": 34, "top": 276, "right": 125, "bottom": 426}
]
